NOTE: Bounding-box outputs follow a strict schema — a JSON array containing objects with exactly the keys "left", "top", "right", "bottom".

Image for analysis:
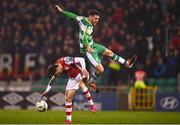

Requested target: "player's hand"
[
  {"left": 87, "top": 46, "right": 94, "bottom": 54},
  {"left": 54, "top": 4, "right": 63, "bottom": 12},
  {"left": 40, "top": 91, "right": 48, "bottom": 99},
  {"left": 82, "top": 69, "right": 89, "bottom": 79}
]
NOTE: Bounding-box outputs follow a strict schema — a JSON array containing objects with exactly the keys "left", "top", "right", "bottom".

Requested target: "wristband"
[{"left": 45, "top": 85, "right": 52, "bottom": 92}]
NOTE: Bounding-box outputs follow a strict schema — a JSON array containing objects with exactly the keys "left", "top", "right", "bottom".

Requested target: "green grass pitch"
[{"left": 0, "top": 109, "right": 180, "bottom": 124}]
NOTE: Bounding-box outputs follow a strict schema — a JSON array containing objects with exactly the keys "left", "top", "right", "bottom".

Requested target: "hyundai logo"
[{"left": 160, "top": 97, "right": 179, "bottom": 109}]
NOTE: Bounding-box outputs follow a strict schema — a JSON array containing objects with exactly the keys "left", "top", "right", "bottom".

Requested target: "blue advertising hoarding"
[
  {"left": 156, "top": 93, "right": 180, "bottom": 111},
  {"left": 74, "top": 92, "right": 117, "bottom": 110},
  {"left": 0, "top": 92, "right": 117, "bottom": 110}
]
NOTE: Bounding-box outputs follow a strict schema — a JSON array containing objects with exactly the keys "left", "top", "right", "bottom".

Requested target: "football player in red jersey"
[{"left": 41, "top": 57, "right": 96, "bottom": 124}]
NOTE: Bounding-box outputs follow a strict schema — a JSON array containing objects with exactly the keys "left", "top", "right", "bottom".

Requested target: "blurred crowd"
[{"left": 0, "top": 0, "right": 179, "bottom": 84}]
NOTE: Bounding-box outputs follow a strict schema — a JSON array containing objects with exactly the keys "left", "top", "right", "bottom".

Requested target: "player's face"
[
  {"left": 54, "top": 64, "right": 63, "bottom": 75},
  {"left": 90, "top": 15, "right": 100, "bottom": 26}
]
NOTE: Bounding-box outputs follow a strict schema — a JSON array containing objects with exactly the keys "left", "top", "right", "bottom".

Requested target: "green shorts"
[{"left": 81, "top": 43, "right": 106, "bottom": 67}]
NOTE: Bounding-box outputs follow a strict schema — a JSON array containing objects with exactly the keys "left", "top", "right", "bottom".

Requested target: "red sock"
[{"left": 83, "top": 87, "right": 94, "bottom": 106}]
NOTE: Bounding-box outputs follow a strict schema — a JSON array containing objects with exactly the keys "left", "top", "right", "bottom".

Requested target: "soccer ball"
[{"left": 36, "top": 100, "right": 48, "bottom": 112}]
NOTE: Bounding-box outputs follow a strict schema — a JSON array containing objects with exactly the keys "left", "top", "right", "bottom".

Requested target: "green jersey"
[
  {"left": 61, "top": 10, "right": 106, "bottom": 67},
  {"left": 61, "top": 10, "right": 126, "bottom": 68},
  {"left": 77, "top": 16, "right": 94, "bottom": 53},
  {"left": 62, "top": 10, "right": 94, "bottom": 53}
]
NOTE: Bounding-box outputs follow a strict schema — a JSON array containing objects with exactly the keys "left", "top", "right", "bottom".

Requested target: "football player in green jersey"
[{"left": 54, "top": 5, "right": 137, "bottom": 92}]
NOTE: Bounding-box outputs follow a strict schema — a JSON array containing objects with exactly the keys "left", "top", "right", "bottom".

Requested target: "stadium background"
[{"left": 0, "top": 0, "right": 180, "bottom": 124}]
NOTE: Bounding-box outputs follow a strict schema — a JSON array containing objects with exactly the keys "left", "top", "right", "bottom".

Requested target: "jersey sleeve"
[
  {"left": 74, "top": 57, "right": 86, "bottom": 70},
  {"left": 62, "top": 10, "right": 78, "bottom": 20},
  {"left": 64, "top": 57, "right": 74, "bottom": 65}
]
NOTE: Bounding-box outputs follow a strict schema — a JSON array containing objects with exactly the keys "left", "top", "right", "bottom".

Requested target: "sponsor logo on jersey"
[{"left": 64, "top": 66, "right": 69, "bottom": 70}]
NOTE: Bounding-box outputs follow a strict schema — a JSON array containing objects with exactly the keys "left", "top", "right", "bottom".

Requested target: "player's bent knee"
[
  {"left": 65, "top": 92, "right": 73, "bottom": 102},
  {"left": 78, "top": 80, "right": 86, "bottom": 89},
  {"left": 96, "top": 66, "right": 104, "bottom": 74},
  {"left": 104, "top": 49, "right": 114, "bottom": 57},
  {"left": 100, "top": 67, "right": 104, "bottom": 73}
]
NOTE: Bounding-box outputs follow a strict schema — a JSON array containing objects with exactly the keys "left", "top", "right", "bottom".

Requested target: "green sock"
[
  {"left": 111, "top": 54, "right": 126, "bottom": 64},
  {"left": 89, "top": 72, "right": 101, "bottom": 83}
]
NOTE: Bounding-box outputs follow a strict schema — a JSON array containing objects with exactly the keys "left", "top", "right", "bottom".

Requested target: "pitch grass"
[{"left": 0, "top": 109, "right": 180, "bottom": 124}]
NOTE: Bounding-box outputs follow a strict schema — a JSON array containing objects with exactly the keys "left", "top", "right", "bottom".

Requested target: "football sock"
[
  {"left": 65, "top": 102, "right": 72, "bottom": 121},
  {"left": 89, "top": 71, "right": 101, "bottom": 83},
  {"left": 111, "top": 54, "right": 126, "bottom": 64},
  {"left": 82, "top": 87, "right": 94, "bottom": 106}
]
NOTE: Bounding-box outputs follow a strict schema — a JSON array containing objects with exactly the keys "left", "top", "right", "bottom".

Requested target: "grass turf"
[{"left": 0, "top": 109, "right": 180, "bottom": 124}]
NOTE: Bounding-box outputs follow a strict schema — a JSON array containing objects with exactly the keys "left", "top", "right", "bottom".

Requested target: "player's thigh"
[
  {"left": 65, "top": 74, "right": 83, "bottom": 102},
  {"left": 103, "top": 48, "right": 114, "bottom": 57},
  {"left": 93, "top": 43, "right": 106, "bottom": 56},
  {"left": 95, "top": 63, "right": 104, "bottom": 73},
  {"left": 86, "top": 51, "right": 101, "bottom": 67},
  {"left": 65, "top": 89, "right": 76, "bottom": 102},
  {"left": 66, "top": 74, "right": 82, "bottom": 90},
  {"left": 78, "top": 79, "right": 87, "bottom": 90},
  {"left": 85, "top": 52, "right": 104, "bottom": 73}
]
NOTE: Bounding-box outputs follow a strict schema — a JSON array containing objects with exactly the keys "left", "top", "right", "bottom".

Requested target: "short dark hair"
[
  {"left": 47, "top": 64, "right": 58, "bottom": 76},
  {"left": 88, "top": 9, "right": 100, "bottom": 16}
]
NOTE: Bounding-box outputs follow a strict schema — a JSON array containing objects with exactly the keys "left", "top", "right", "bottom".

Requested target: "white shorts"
[{"left": 66, "top": 73, "right": 82, "bottom": 90}]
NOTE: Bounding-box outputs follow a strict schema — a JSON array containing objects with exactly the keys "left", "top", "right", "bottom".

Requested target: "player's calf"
[
  {"left": 88, "top": 64, "right": 104, "bottom": 84},
  {"left": 65, "top": 102, "right": 72, "bottom": 123}
]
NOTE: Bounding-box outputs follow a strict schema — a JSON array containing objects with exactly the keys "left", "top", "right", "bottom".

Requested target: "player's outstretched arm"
[
  {"left": 54, "top": 4, "right": 79, "bottom": 20},
  {"left": 41, "top": 75, "right": 55, "bottom": 98}
]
